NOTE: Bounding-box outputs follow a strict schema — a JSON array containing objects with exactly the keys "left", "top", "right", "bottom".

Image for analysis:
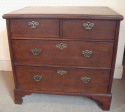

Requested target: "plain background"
[{"left": 0, "top": 0, "right": 125, "bottom": 78}]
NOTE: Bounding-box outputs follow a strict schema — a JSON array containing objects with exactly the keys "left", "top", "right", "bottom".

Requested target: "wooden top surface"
[{"left": 2, "top": 6, "right": 123, "bottom": 20}]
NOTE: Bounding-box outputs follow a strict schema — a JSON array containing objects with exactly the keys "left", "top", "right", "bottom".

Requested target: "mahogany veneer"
[
  {"left": 12, "top": 40, "right": 114, "bottom": 68},
  {"left": 63, "top": 20, "right": 116, "bottom": 39},
  {"left": 10, "top": 19, "right": 59, "bottom": 38},
  {"left": 3, "top": 6, "right": 123, "bottom": 111},
  {"left": 15, "top": 66, "right": 110, "bottom": 94}
]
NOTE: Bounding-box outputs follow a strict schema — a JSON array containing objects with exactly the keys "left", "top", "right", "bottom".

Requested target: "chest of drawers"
[{"left": 3, "top": 6, "right": 123, "bottom": 111}]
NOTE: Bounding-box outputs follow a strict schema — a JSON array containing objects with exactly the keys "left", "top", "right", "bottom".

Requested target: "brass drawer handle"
[
  {"left": 80, "top": 77, "right": 90, "bottom": 83},
  {"left": 33, "top": 75, "right": 42, "bottom": 81},
  {"left": 82, "top": 50, "right": 92, "bottom": 57},
  {"left": 57, "top": 69, "right": 67, "bottom": 75},
  {"left": 31, "top": 48, "right": 41, "bottom": 55},
  {"left": 83, "top": 22, "right": 94, "bottom": 29},
  {"left": 56, "top": 43, "right": 67, "bottom": 49},
  {"left": 28, "top": 21, "right": 39, "bottom": 28}
]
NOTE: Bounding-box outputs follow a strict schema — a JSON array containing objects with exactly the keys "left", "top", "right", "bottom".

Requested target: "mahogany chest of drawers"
[{"left": 3, "top": 6, "right": 123, "bottom": 111}]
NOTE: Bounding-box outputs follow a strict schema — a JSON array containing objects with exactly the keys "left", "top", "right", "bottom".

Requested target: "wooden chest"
[{"left": 3, "top": 6, "right": 123, "bottom": 111}]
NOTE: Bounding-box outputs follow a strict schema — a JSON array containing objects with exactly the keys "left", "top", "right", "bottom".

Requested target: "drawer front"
[
  {"left": 15, "top": 66, "right": 110, "bottom": 94},
  {"left": 63, "top": 20, "right": 116, "bottom": 40},
  {"left": 10, "top": 19, "right": 59, "bottom": 38},
  {"left": 15, "top": 66, "right": 63, "bottom": 91},
  {"left": 12, "top": 40, "right": 114, "bottom": 68},
  {"left": 62, "top": 68, "right": 110, "bottom": 94}
]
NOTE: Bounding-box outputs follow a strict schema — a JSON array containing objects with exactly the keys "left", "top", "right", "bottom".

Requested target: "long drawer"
[
  {"left": 15, "top": 66, "right": 110, "bottom": 94},
  {"left": 12, "top": 40, "right": 114, "bottom": 68},
  {"left": 10, "top": 19, "right": 59, "bottom": 38},
  {"left": 63, "top": 20, "right": 116, "bottom": 40}
]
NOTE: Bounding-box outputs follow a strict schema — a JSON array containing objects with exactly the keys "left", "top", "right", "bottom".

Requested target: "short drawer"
[
  {"left": 12, "top": 40, "right": 114, "bottom": 68},
  {"left": 15, "top": 66, "right": 110, "bottom": 94},
  {"left": 10, "top": 19, "right": 59, "bottom": 38},
  {"left": 63, "top": 20, "right": 116, "bottom": 40}
]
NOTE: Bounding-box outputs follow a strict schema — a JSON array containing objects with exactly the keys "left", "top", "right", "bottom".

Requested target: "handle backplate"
[
  {"left": 31, "top": 48, "right": 41, "bottom": 55},
  {"left": 80, "top": 77, "right": 90, "bottom": 83},
  {"left": 28, "top": 21, "right": 39, "bottom": 28},
  {"left": 82, "top": 50, "right": 92, "bottom": 57},
  {"left": 83, "top": 22, "right": 94, "bottom": 30},
  {"left": 33, "top": 75, "right": 42, "bottom": 81}
]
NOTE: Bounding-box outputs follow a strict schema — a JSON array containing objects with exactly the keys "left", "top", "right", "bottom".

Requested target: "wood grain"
[
  {"left": 15, "top": 66, "right": 110, "bottom": 94},
  {"left": 63, "top": 20, "right": 116, "bottom": 40},
  {"left": 12, "top": 40, "right": 114, "bottom": 68},
  {"left": 6, "top": 19, "right": 18, "bottom": 88},
  {"left": 3, "top": 6, "right": 123, "bottom": 20},
  {"left": 10, "top": 19, "right": 59, "bottom": 38},
  {"left": 59, "top": 19, "right": 63, "bottom": 38},
  {"left": 108, "top": 21, "right": 120, "bottom": 93}
]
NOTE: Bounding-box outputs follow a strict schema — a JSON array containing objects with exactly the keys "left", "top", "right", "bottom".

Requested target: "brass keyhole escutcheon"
[
  {"left": 56, "top": 43, "right": 67, "bottom": 49},
  {"left": 57, "top": 69, "right": 67, "bottom": 75}
]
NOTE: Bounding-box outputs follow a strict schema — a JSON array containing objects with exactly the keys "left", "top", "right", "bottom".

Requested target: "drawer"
[
  {"left": 15, "top": 66, "right": 63, "bottom": 91},
  {"left": 63, "top": 20, "right": 116, "bottom": 40},
  {"left": 15, "top": 66, "right": 110, "bottom": 94},
  {"left": 10, "top": 19, "right": 59, "bottom": 38},
  {"left": 12, "top": 40, "right": 114, "bottom": 68}
]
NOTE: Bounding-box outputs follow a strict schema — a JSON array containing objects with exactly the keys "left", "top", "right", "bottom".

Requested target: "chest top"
[{"left": 2, "top": 6, "right": 123, "bottom": 20}]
